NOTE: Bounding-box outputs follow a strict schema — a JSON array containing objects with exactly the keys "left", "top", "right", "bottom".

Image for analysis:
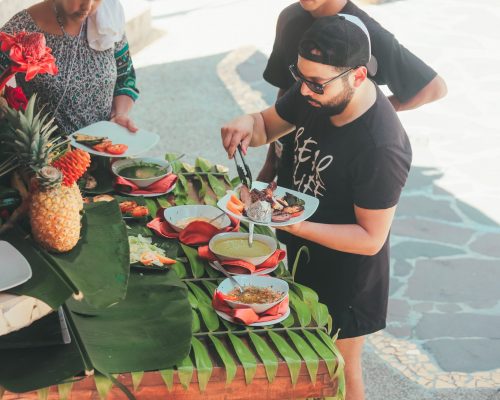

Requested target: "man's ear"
[{"left": 352, "top": 66, "right": 368, "bottom": 88}]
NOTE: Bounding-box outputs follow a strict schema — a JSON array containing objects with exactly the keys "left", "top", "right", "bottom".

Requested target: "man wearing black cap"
[
  {"left": 221, "top": 15, "right": 412, "bottom": 400},
  {"left": 257, "top": 0, "right": 446, "bottom": 184}
]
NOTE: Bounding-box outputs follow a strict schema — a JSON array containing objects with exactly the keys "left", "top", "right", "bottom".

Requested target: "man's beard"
[{"left": 306, "top": 80, "right": 354, "bottom": 116}]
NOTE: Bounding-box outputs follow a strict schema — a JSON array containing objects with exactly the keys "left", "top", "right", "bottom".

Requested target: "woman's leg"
[{"left": 336, "top": 335, "right": 366, "bottom": 400}]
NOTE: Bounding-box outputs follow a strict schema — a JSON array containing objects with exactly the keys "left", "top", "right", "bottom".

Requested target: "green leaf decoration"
[
  {"left": 165, "top": 153, "right": 184, "bottom": 174},
  {"left": 187, "top": 290, "right": 199, "bottom": 308},
  {"left": 327, "top": 315, "right": 333, "bottom": 335},
  {"left": 180, "top": 162, "right": 195, "bottom": 174},
  {"left": 267, "top": 331, "right": 301, "bottom": 386},
  {"left": 287, "top": 331, "right": 319, "bottom": 384},
  {"left": 185, "top": 282, "right": 211, "bottom": 305},
  {"left": 280, "top": 311, "right": 295, "bottom": 328},
  {"left": 181, "top": 244, "right": 205, "bottom": 278},
  {"left": 144, "top": 198, "right": 158, "bottom": 218},
  {"left": 171, "top": 260, "right": 187, "bottom": 279},
  {"left": 291, "top": 245, "right": 310, "bottom": 279},
  {"left": 157, "top": 197, "right": 172, "bottom": 209},
  {"left": 159, "top": 369, "right": 174, "bottom": 392},
  {"left": 57, "top": 382, "right": 73, "bottom": 400},
  {"left": 191, "top": 337, "right": 213, "bottom": 392},
  {"left": 195, "top": 157, "right": 212, "bottom": 172},
  {"left": 208, "top": 335, "right": 237, "bottom": 386},
  {"left": 192, "top": 310, "right": 201, "bottom": 333},
  {"left": 131, "top": 371, "right": 144, "bottom": 391},
  {"left": 302, "top": 330, "right": 336, "bottom": 379},
  {"left": 289, "top": 291, "right": 312, "bottom": 327},
  {"left": 230, "top": 176, "right": 241, "bottom": 188},
  {"left": 176, "top": 354, "right": 194, "bottom": 390},
  {"left": 248, "top": 332, "right": 278, "bottom": 383},
  {"left": 309, "top": 302, "right": 329, "bottom": 328},
  {"left": 201, "top": 280, "right": 218, "bottom": 295},
  {"left": 197, "top": 303, "right": 220, "bottom": 332},
  {"left": 291, "top": 282, "right": 319, "bottom": 303},
  {"left": 316, "top": 329, "right": 344, "bottom": 380},
  {"left": 207, "top": 174, "right": 227, "bottom": 198},
  {"left": 94, "top": 374, "right": 113, "bottom": 400},
  {"left": 227, "top": 333, "right": 257, "bottom": 385},
  {"left": 36, "top": 387, "right": 49, "bottom": 400},
  {"left": 66, "top": 270, "right": 192, "bottom": 373}
]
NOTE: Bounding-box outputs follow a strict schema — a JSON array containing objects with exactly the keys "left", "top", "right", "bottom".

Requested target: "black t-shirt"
[{"left": 275, "top": 83, "right": 412, "bottom": 337}]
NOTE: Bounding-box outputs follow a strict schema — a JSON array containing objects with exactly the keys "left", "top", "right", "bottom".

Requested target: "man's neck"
[
  {"left": 310, "top": 0, "right": 348, "bottom": 18},
  {"left": 329, "top": 80, "right": 377, "bottom": 127}
]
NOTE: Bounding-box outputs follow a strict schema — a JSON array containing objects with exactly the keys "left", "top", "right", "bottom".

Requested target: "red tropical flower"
[
  {"left": 4, "top": 86, "right": 28, "bottom": 110},
  {"left": 0, "top": 31, "right": 58, "bottom": 91}
]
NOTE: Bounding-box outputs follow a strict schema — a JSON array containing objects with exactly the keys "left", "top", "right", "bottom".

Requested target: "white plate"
[
  {"left": 215, "top": 308, "right": 290, "bottom": 327},
  {"left": 69, "top": 121, "right": 160, "bottom": 158},
  {"left": 217, "top": 181, "right": 319, "bottom": 227},
  {"left": 209, "top": 261, "right": 278, "bottom": 276},
  {"left": 117, "top": 182, "right": 176, "bottom": 198},
  {"left": 0, "top": 241, "right": 32, "bottom": 291}
]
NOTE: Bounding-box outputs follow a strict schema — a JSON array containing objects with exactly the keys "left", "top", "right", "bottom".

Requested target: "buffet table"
[{"left": 0, "top": 155, "right": 344, "bottom": 400}]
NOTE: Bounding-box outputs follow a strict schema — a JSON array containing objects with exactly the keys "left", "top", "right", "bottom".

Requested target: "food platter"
[
  {"left": 0, "top": 241, "right": 32, "bottom": 291},
  {"left": 69, "top": 121, "right": 159, "bottom": 158},
  {"left": 217, "top": 181, "right": 319, "bottom": 227}
]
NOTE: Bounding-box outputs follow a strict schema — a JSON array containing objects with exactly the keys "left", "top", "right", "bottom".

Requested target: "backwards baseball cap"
[{"left": 298, "top": 14, "right": 378, "bottom": 76}]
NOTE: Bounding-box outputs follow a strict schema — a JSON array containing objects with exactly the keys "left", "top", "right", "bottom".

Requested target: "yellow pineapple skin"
[{"left": 29, "top": 182, "right": 83, "bottom": 253}]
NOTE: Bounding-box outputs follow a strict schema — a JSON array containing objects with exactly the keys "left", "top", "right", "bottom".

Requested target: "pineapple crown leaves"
[{"left": 0, "top": 94, "right": 64, "bottom": 173}]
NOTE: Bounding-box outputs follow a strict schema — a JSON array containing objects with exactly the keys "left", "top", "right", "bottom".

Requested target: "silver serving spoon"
[
  {"left": 248, "top": 221, "right": 254, "bottom": 248},
  {"left": 212, "top": 260, "right": 244, "bottom": 293}
]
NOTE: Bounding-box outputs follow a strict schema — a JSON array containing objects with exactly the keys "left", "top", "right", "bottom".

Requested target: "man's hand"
[
  {"left": 221, "top": 115, "right": 255, "bottom": 158},
  {"left": 111, "top": 114, "right": 138, "bottom": 133}
]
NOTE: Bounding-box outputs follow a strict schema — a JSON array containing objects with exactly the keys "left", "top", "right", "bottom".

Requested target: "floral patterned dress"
[{"left": 1, "top": 9, "right": 139, "bottom": 135}]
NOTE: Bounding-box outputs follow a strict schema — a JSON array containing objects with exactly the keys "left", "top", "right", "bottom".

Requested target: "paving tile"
[
  {"left": 456, "top": 201, "right": 499, "bottom": 227},
  {"left": 396, "top": 195, "right": 462, "bottom": 222},
  {"left": 405, "top": 258, "right": 499, "bottom": 303},
  {"left": 391, "top": 241, "right": 466, "bottom": 260},
  {"left": 388, "top": 299, "right": 411, "bottom": 324},
  {"left": 392, "top": 218, "right": 475, "bottom": 245},
  {"left": 393, "top": 260, "right": 413, "bottom": 277},
  {"left": 423, "top": 339, "right": 500, "bottom": 372},
  {"left": 389, "top": 277, "right": 404, "bottom": 296},
  {"left": 415, "top": 314, "right": 500, "bottom": 339},
  {"left": 469, "top": 233, "right": 500, "bottom": 257},
  {"left": 386, "top": 325, "right": 412, "bottom": 339},
  {"left": 435, "top": 303, "right": 463, "bottom": 313}
]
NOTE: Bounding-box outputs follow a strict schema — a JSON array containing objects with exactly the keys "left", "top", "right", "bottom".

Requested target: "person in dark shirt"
[
  {"left": 257, "top": 0, "right": 446, "bottom": 184},
  {"left": 221, "top": 15, "right": 412, "bottom": 400}
]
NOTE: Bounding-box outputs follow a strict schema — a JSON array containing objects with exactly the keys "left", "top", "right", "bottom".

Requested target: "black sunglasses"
[{"left": 289, "top": 64, "right": 354, "bottom": 95}]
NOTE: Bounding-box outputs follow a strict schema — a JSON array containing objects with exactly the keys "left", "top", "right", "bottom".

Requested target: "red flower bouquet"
[
  {"left": 4, "top": 86, "right": 28, "bottom": 110},
  {"left": 0, "top": 31, "right": 58, "bottom": 91}
]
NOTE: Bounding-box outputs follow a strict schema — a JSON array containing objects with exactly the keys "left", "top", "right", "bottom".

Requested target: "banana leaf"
[
  {"left": 65, "top": 269, "right": 192, "bottom": 373},
  {"left": 47, "top": 201, "right": 130, "bottom": 309}
]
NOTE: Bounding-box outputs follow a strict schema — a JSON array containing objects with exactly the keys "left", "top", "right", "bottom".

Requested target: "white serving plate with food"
[
  {"left": 209, "top": 232, "right": 277, "bottom": 266},
  {"left": 69, "top": 121, "right": 159, "bottom": 158},
  {"left": 217, "top": 275, "right": 289, "bottom": 314},
  {"left": 164, "top": 205, "right": 231, "bottom": 232},
  {"left": 0, "top": 241, "right": 32, "bottom": 291},
  {"left": 217, "top": 181, "right": 319, "bottom": 227}
]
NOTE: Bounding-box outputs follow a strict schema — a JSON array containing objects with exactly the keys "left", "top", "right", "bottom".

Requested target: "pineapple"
[{"left": 0, "top": 95, "right": 89, "bottom": 252}]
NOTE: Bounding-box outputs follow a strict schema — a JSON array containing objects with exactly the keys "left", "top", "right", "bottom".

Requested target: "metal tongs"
[
  {"left": 233, "top": 144, "right": 254, "bottom": 247},
  {"left": 233, "top": 144, "right": 252, "bottom": 189}
]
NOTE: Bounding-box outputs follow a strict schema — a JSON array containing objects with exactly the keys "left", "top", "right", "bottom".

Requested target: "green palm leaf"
[
  {"left": 171, "top": 261, "right": 187, "bottom": 279},
  {"left": 57, "top": 382, "right": 73, "bottom": 400},
  {"left": 227, "top": 333, "right": 257, "bottom": 384},
  {"left": 248, "top": 332, "right": 278, "bottom": 383},
  {"left": 37, "top": 387, "right": 49, "bottom": 400},
  {"left": 286, "top": 331, "right": 319, "bottom": 384},
  {"left": 131, "top": 371, "right": 144, "bottom": 391},
  {"left": 302, "top": 330, "right": 336, "bottom": 379},
  {"left": 208, "top": 335, "right": 237, "bottom": 386},
  {"left": 291, "top": 246, "right": 310, "bottom": 279},
  {"left": 191, "top": 337, "right": 213, "bottom": 391},
  {"left": 289, "top": 291, "right": 312, "bottom": 327},
  {"left": 192, "top": 310, "right": 201, "bottom": 333},
  {"left": 207, "top": 173, "right": 227, "bottom": 198},
  {"left": 176, "top": 354, "right": 194, "bottom": 390},
  {"left": 94, "top": 374, "right": 113, "bottom": 400},
  {"left": 267, "top": 331, "right": 301, "bottom": 386},
  {"left": 159, "top": 369, "right": 174, "bottom": 392},
  {"left": 181, "top": 244, "right": 205, "bottom": 278}
]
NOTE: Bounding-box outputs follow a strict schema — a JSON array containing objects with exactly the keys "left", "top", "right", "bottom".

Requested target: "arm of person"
[
  {"left": 221, "top": 105, "right": 295, "bottom": 159},
  {"left": 388, "top": 74, "right": 447, "bottom": 112},
  {"left": 277, "top": 205, "right": 397, "bottom": 256},
  {"left": 111, "top": 36, "right": 140, "bottom": 132}
]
